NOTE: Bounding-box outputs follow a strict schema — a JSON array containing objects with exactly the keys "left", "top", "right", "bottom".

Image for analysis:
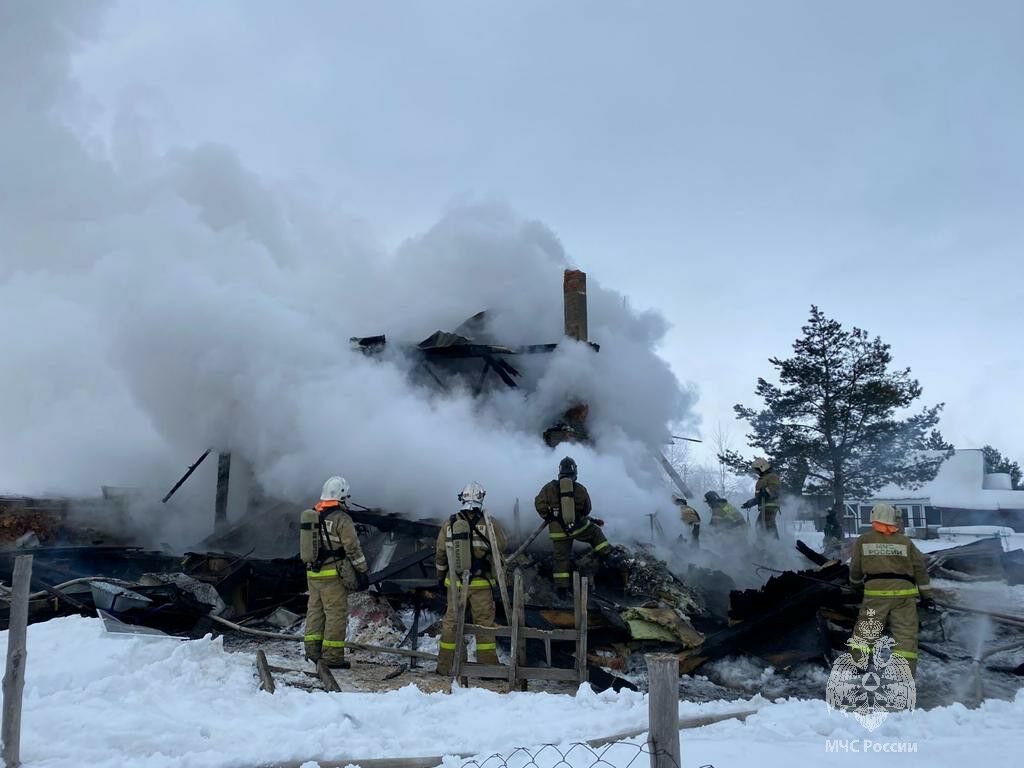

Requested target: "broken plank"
[
  {"left": 316, "top": 660, "right": 341, "bottom": 692},
  {"left": 450, "top": 568, "right": 471, "bottom": 681},
  {"left": 459, "top": 663, "right": 510, "bottom": 679},
  {"left": 517, "top": 666, "right": 580, "bottom": 682},
  {"left": 483, "top": 510, "right": 512, "bottom": 621},
  {"left": 508, "top": 569, "right": 522, "bottom": 686},
  {"left": 462, "top": 624, "right": 576, "bottom": 641},
  {"left": 255, "top": 650, "right": 275, "bottom": 694}
]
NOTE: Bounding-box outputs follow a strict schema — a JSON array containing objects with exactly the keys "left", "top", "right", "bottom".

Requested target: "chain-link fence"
[{"left": 459, "top": 741, "right": 705, "bottom": 768}]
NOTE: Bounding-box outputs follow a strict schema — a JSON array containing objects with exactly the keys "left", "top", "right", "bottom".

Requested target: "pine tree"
[
  {"left": 982, "top": 445, "right": 1023, "bottom": 489},
  {"left": 722, "top": 306, "right": 953, "bottom": 543}
]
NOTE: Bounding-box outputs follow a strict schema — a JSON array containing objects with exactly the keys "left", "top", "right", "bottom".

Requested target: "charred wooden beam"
[
  {"left": 680, "top": 564, "right": 852, "bottom": 674},
  {"left": 215, "top": 452, "right": 232, "bottom": 530},
  {"left": 796, "top": 539, "right": 832, "bottom": 567},
  {"left": 162, "top": 449, "right": 211, "bottom": 503}
]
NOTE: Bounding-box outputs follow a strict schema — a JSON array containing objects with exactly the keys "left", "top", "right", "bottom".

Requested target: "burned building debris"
[{"left": 2, "top": 490, "right": 1023, "bottom": 700}]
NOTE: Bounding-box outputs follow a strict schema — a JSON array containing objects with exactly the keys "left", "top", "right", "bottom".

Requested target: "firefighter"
[
  {"left": 299, "top": 476, "right": 369, "bottom": 669},
  {"left": 673, "top": 494, "right": 701, "bottom": 547},
  {"left": 741, "top": 457, "right": 781, "bottom": 537},
  {"left": 435, "top": 481, "right": 507, "bottom": 676},
  {"left": 702, "top": 491, "right": 747, "bottom": 530},
  {"left": 535, "top": 456, "right": 612, "bottom": 594},
  {"left": 849, "top": 503, "right": 935, "bottom": 676}
]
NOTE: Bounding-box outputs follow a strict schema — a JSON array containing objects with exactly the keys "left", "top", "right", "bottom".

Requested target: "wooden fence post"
[
  {"left": 3, "top": 555, "right": 33, "bottom": 768},
  {"left": 645, "top": 653, "right": 680, "bottom": 768}
]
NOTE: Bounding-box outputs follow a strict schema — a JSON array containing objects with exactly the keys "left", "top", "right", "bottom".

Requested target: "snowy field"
[{"left": 3, "top": 616, "right": 1023, "bottom": 768}]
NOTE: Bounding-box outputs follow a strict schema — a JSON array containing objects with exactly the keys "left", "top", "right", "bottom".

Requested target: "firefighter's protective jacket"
[
  {"left": 679, "top": 504, "right": 701, "bottom": 525},
  {"left": 312, "top": 505, "right": 369, "bottom": 576},
  {"left": 534, "top": 479, "right": 593, "bottom": 537},
  {"left": 435, "top": 510, "right": 507, "bottom": 589},
  {"left": 751, "top": 472, "right": 782, "bottom": 514},
  {"left": 710, "top": 501, "right": 747, "bottom": 529},
  {"left": 849, "top": 529, "right": 932, "bottom": 598}
]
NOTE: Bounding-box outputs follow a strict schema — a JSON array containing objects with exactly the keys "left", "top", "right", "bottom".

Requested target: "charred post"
[{"left": 215, "top": 452, "right": 232, "bottom": 530}]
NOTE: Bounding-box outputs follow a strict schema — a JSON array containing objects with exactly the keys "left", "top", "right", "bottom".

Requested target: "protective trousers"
[
  {"left": 304, "top": 573, "right": 349, "bottom": 665},
  {"left": 549, "top": 520, "right": 610, "bottom": 588},
  {"left": 850, "top": 595, "right": 920, "bottom": 675},
  {"left": 757, "top": 505, "right": 780, "bottom": 538},
  {"left": 437, "top": 585, "right": 497, "bottom": 675}
]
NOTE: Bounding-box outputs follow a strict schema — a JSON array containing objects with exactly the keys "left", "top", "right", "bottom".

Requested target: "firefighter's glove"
[
  {"left": 741, "top": 499, "right": 757, "bottom": 510},
  {"left": 355, "top": 569, "right": 370, "bottom": 591},
  {"left": 592, "top": 518, "right": 605, "bottom": 527},
  {"left": 919, "top": 596, "right": 938, "bottom": 612}
]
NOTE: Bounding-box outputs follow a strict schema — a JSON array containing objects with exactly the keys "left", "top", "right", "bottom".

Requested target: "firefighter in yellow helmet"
[
  {"left": 535, "top": 457, "right": 612, "bottom": 595},
  {"left": 299, "top": 475, "right": 369, "bottom": 669},
  {"left": 435, "top": 481, "right": 507, "bottom": 676},
  {"left": 741, "top": 457, "right": 782, "bottom": 537},
  {"left": 848, "top": 503, "right": 935, "bottom": 676},
  {"left": 673, "top": 494, "right": 701, "bottom": 547}
]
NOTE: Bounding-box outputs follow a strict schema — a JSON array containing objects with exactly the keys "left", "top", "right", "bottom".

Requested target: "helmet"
[
  {"left": 458, "top": 481, "right": 486, "bottom": 511},
  {"left": 870, "top": 503, "right": 899, "bottom": 526},
  {"left": 320, "top": 475, "right": 351, "bottom": 502},
  {"left": 558, "top": 456, "right": 578, "bottom": 480},
  {"left": 703, "top": 491, "right": 722, "bottom": 505},
  {"left": 751, "top": 457, "right": 772, "bottom": 473},
  {"left": 672, "top": 494, "right": 688, "bottom": 506}
]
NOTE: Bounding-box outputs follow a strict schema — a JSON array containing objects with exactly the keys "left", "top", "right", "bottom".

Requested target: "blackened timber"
[
  {"left": 162, "top": 449, "right": 212, "bottom": 503},
  {"left": 215, "top": 452, "right": 232, "bottom": 529},
  {"left": 680, "top": 565, "right": 851, "bottom": 674},
  {"left": 796, "top": 539, "right": 832, "bottom": 567}
]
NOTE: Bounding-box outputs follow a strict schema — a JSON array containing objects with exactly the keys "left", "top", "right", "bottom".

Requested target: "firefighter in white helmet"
[
  {"left": 434, "top": 481, "right": 507, "bottom": 676},
  {"left": 848, "top": 503, "right": 935, "bottom": 676},
  {"left": 299, "top": 475, "right": 369, "bottom": 669}
]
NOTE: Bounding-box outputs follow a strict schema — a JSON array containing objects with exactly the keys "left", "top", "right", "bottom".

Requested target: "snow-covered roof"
[{"left": 870, "top": 449, "right": 1024, "bottom": 511}]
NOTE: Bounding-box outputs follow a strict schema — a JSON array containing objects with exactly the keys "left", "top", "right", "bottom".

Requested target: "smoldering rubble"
[{"left": 3, "top": 488, "right": 1022, "bottom": 702}]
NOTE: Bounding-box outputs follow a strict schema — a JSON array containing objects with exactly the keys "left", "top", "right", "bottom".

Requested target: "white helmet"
[
  {"left": 870, "top": 503, "right": 899, "bottom": 526},
  {"left": 458, "top": 481, "right": 486, "bottom": 511},
  {"left": 320, "top": 475, "right": 351, "bottom": 502},
  {"left": 751, "top": 457, "right": 772, "bottom": 473}
]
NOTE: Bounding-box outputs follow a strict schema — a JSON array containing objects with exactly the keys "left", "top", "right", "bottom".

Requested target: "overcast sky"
[{"left": 70, "top": 1, "right": 1023, "bottom": 464}]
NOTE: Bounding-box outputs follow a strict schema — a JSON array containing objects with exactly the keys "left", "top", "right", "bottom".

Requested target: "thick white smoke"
[{"left": 0, "top": 4, "right": 698, "bottom": 544}]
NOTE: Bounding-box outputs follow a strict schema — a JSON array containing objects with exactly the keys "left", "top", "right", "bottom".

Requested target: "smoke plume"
[{"left": 0, "top": 3, "right": 699, "bottom": 544}]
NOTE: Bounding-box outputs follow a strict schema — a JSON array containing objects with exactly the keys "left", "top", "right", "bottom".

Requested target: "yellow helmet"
[
  {"left": 870, "top": 503, "right": 899, "bottom": 526},
  {"left": 751, "top": 457, "right": 772, "bottom": 473}
]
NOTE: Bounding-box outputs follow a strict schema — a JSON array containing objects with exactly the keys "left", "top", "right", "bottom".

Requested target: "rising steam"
[{"left": 0, "top": 4, "right": 699, "bottom": 545}]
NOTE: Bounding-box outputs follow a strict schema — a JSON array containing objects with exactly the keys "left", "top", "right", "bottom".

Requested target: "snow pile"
[{"left": 4, "top": 617, "right": 1024, "bottom": 768}]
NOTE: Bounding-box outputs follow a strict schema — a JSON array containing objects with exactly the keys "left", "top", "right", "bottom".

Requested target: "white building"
[{"left": 844, "top": 449, "right": 1024, "bottom": 534}]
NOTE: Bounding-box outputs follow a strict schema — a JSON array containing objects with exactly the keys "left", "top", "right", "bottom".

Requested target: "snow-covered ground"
[
  {"left": 3, "top": 617, "right": 1023, "bottom": 768},
  {"left": 793, "top": 527, "right": 1024, "bottom": 555}
]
